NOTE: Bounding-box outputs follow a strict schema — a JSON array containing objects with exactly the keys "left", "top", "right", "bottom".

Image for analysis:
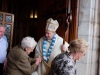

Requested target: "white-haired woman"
[
  {"left": 49, "top": 38, "right": 89, "bottom": 75},
  {"left": 5, "top": 36, "right": 41, "bottom": 75}
]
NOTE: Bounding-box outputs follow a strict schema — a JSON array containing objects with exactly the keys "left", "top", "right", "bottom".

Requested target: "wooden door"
[
  {"left": 0, "top": 11, "right": 14, "bottom": 50},
  {"left": 65, "top": 0, "right": 79, "bottom": 43}
]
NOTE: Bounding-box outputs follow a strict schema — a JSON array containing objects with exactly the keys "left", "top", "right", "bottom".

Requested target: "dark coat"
[{"left": 5, "top": 46, "right": 37, "bottom": 75}]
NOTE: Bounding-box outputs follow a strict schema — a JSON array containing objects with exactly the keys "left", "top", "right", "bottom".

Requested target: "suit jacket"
[{"left": 5, "top": 46, "right": 37, "bottom": 75}]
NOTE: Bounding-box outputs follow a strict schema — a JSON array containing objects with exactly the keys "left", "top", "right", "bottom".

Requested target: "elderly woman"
[
  {"left": 49, "top": 38, "right": 89, "bottom": 75},
  {"left": 5, "top": 36, "right": 41, "bottom": 75}
]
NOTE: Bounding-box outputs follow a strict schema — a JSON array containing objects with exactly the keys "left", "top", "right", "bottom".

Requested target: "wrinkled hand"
[
  {"left": 35, "top": 56, "right": 42, "bottom": 65},
  {"left": 3, "top": 58, "right": 7, "bottom": 72}
]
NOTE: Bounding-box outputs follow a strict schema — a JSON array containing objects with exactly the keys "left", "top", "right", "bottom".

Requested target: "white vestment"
[{"left": 32, "top": 34, "right": 69, "bottom": 75}]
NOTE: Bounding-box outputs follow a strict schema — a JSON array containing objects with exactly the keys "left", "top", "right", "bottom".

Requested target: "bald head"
[{"left": 0, "top": 25, "right": 5, "bottom": 38}]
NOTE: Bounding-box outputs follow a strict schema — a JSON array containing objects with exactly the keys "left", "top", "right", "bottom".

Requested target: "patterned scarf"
[{"left": 42, "top": 34, "right": 56, "bottom": 62}]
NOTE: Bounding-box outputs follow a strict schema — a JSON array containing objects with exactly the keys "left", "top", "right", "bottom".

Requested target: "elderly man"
[
  {"left": 5, "top": 36, "right": 41, "bottom": 75},
  {"left": 33, "top": 18, "right": 69, "bottom": 75},
  {"left": 0, "top": 25, "right": 8, "bottom": 75},
  {"left": 49, "top": 38, "right": 89, "bottom": 75}
]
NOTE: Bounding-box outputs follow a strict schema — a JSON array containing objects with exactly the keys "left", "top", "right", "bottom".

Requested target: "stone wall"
[{"left": 77, "top": 0, "right": 100, "bottom": 75}]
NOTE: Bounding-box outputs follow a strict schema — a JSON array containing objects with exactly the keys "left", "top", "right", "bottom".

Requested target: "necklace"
[{"left": 42, "top": 34, "right": 56, "bottom": 62}]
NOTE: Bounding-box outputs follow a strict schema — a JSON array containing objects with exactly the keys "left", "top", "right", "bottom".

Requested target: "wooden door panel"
[
  {"left": 0, "top": 11, "right": 14, "bottom": 50},
  {"left": 65, "top": 0, "right": 78, "bottom": 43}
]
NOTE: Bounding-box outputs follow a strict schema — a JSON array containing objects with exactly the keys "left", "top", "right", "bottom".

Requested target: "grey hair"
[
  {"left": 21, "top": 36, "right": 37, "bottom": 49},
  {"left": 68, "top": 38, "right": 89, "bottom": 53}
]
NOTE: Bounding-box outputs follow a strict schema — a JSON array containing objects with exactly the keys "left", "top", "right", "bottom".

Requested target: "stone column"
[{"left": 77, "top": 0, "right": 100, "bottom": 75}]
